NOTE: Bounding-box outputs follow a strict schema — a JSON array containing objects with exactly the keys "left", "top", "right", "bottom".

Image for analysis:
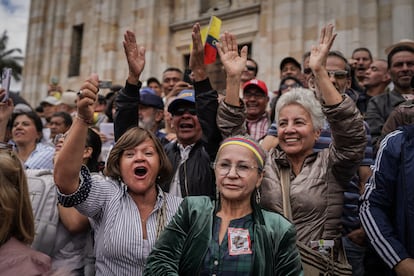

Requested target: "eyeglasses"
[
  {"left": 171, "top": 107, "right": 197, "bottom": 116},
  {"left": 280, "top": 83, "right": 301, "bottom": 91},
  {"left": 53, "top": 133, "right": 68, "bottom": 145},
  {"left": 214, "top": 161, "right": 260, "bottom": 177},
  {"left": 303, "top": 68, "right": 312, "bottom": 75},
  {"left": 243, "top": 91, "right": 266, "bottom": 99},
  {"left": 246, "top": 65, "right": 257, "bottom": 72},
  {"left": 327, "top": 70, "right": 348, "bottom": 79}
]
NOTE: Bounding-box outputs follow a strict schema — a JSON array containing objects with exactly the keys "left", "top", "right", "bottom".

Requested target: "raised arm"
[
  {"left": 0, "top": 89, "right": 13, "bottom": 143},
  {"left": 54, "top": 74, "right": 99, "bottom": 194},
  {"left": 309, "top": 24, "right": 342, "bottom": 106},
  {"left": 114, "top": 30, "right": 146, "bottom": 141},
  {"left": 216, "top": 31, "right": 248, "bottom": 106}
]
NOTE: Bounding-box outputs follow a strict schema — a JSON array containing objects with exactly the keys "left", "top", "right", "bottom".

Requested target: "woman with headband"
[{"left": 144, "top": 135, "right": 303, "bottom": 275}]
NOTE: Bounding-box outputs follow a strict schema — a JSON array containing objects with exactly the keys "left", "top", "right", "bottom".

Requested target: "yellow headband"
[{"left": 218, "top": 138, "right": 265, "bottom": 168}]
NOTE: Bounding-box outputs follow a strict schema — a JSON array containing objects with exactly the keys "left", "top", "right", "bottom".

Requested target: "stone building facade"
[{"left": 22, "top": 0, "right": 414, "bottom": 106}]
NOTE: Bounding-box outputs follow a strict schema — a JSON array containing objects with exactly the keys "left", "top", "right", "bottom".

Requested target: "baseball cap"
[
  {"left": 140, "top": 92, "right": 164, "bottom": 110},
  {"left": 280, "top": 57, "right": 302, "bottom": 71},
  {"left": 140, "top": 87, "right": 156, "bottom": 95},
  {"left": 40, "top": 95, "right": 59, "bottom": 106},
  {"left": 242, "top": 79, "right": 268, "bottom": 96},
  {"left": 385, "top": 39, "right": 414, "bottom": 55},
  {"left": 167, "top": 89, "right": 195, "bottom": 113},
  {"left": 57, "top": 91, "right": 77, "bottom": 108}
]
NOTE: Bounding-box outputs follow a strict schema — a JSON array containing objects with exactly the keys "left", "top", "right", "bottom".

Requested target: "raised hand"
[
  {"left": 123, "top": 30, "right": 146, "bottom": 85},
  {"left": 77, "top": 74, "right": 99, "bottom": 125},
  {"left": 0, "top": 88, "right": 13, "bottom": 124},
  {"left": 189, "top": 23, "right": 207, "bottom": 81},
  {"left": 216, "top": 32, "right": 248, "bottom": 78},
  {"left": 309, "top": 24, "right": 337, "bottom": 73}
]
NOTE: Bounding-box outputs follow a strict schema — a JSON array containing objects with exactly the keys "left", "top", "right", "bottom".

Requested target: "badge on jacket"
[{"left": 228, "top": 227, "right": 252, "bottom": 255}]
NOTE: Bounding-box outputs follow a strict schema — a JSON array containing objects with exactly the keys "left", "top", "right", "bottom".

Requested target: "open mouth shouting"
[{"left": 134, "top": 166, "right": 148, "bottom": 178}]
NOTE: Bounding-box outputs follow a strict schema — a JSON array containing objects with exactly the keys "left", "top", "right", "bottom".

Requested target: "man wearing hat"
[
  {"left": 114, "top": 28, "right": 221, "bottom": 199},
  {"left": 280, "top": 56, "right": 302, "bottom": 80},
  {"left": 57, "top": 91, "right": 77, "bottom": 116},
  {"left": 39, "top": 95, "right": 59, "bottom": 125},
  {"left": 242, "top": 79, "right": 270, "bottom": 141},
  {"left": 138, "top": 87, "right": 167, "bottom": 143}
]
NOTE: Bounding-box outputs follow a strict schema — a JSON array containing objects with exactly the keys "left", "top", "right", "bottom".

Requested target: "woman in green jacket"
[{"left": 144, "top": 134, "right": 303, "bottom": 275}]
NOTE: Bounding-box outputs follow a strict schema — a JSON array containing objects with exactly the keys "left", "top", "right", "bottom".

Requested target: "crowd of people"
[{"left": 0, "top": 20, "right": 413, "bottom": 276}]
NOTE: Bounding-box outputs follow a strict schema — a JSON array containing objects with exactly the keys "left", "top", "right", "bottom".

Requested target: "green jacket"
[{"left": 144, "top": 196, "right": 303, "bottom": 275}]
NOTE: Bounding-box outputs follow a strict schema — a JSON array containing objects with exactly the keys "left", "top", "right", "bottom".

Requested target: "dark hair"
[
  {"left": 147, "top": 77, "right": 161, "bottom": 86},
  {"left": 11, "top": 111, "right": 44, "bottom": 141},
  {"left": 328, "top": 51, "right": 352, "bottom": 77},
  {"left": 387, "top": 45, "right": 414, "bottom": 68},
  {"left": 352, "top": 47, "right": 373, "bottom": 61},
  {"left": 247, "top": 57, "right": 259, "bottom": 75},
  {"left": 104, "top": 127, "right": 172, "bottom": 184},
  {"left": 163, "top": 67, "right": 183, "bottom": 75},
  {"left": 85, "top": 128, "right": 102, "bottom": 173},
  {"left": 51, "top": 111, "right": 73, "bottom": 127},
  {"left": 104, "top": 96, "right": 116, "bottom": 123}
]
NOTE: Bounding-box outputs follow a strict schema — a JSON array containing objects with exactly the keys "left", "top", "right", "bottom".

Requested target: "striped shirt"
[
  {"left": 57, "top": 166, "right": 183, "bottom": 275},
  {"left": 22, "top": 142, "right": 55, "bottom": 170}
]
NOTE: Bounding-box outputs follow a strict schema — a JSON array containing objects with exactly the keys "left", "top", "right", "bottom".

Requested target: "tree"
[{"left": 0, "top": 30, "right": 24, "bottom": 82}]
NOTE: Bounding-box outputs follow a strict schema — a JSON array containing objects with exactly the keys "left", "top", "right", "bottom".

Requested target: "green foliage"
[{"left": 0, "top": 30, "right": 24, "bottom": 82}]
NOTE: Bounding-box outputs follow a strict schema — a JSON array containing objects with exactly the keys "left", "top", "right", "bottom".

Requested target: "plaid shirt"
[
  {"left": 246, "top": 113, "right": 270, "bottom": 141},
  {"left": 200, "top": 214, "right": 254, "bottom": 276}
]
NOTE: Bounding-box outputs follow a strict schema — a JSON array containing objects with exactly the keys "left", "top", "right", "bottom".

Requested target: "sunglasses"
[
  {"left": 280, "top": 83, "right": 301, "bottom": 91},
  {"left": 171, "top": 107, "right": 197, "bottom": 116},
  {"left": 246, "top": 65, "right": 257, "bottom": 72},
  {"left": 327, "top": 70, "right": 348, "bottom": 79}
]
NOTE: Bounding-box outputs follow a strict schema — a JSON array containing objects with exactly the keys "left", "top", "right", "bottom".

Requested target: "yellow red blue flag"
[{"left": 204, "top": 16, "right": 222, "bottom": 64}]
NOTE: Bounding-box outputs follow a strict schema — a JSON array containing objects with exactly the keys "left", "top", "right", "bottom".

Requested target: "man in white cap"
[{"left": 57, "top": 91, "right": 77, "bottom": 116}]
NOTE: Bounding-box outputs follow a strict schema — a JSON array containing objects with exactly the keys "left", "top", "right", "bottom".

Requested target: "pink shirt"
[{"left": 0, "top": 237, "right": 51, "bottom": 275}]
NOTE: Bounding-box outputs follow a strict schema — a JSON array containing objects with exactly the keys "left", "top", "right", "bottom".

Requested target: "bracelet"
[{"left": 76, "top": 115, "right": 94, "bottom": 126}]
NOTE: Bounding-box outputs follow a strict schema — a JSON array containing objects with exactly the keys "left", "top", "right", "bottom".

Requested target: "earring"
[{"left": 255, "top": 189, "right": 261, "bottom": 204}]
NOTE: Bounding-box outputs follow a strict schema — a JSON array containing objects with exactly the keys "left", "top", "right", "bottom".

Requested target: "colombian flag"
[{"left": 204, "top": 16, "right": 222, "bottom": 64}]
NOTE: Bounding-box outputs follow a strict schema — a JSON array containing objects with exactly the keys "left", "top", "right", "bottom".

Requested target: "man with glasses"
[
  {"left": 239, "top": 58, "right": 258, "bottom": 97},
  {"left": 242, "top": 79, "right": 270, "bottom": 141}
]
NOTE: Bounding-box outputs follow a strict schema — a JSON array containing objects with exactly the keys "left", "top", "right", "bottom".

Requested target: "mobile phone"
[
  {"left": 1, "top": 68, "right": 12, "bottom": 102},
  {"left": 99, "top": 80, "right": 112, "bottom": 89}
]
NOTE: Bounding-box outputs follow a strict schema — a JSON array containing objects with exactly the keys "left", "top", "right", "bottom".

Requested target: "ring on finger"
[{"left": 77, "top": 90, "right": 84, "bottom": 98}]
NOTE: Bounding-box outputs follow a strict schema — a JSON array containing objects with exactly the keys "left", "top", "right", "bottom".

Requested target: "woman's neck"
[
  {"left": 16, "top": 142, "right": 36, "bottom": 162},
  {"left": 129, "top": 186, "right": 158, "bottom": 219},
  {"left": 218, "top": 198, "right": 253, "bottom": 220},
  {"left": 287, "top": 150, "right": 313, "bottom": 175}
]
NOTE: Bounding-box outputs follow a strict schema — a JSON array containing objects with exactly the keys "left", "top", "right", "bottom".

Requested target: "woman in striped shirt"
[{"left": 54, "top": 75, "right": 182, "bottom": 275}]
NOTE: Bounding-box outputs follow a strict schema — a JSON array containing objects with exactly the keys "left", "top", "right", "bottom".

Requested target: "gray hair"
[{"left": 275, "top": 88, "right": 325, "bottom": 131}]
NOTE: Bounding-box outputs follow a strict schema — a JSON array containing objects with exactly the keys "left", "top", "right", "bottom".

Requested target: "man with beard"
[
  {"left": 137, "top": 87, "right": 168, "bottom": 145},
  {"left": 366, "top": 44, "right": 414, "bottom": 153}
]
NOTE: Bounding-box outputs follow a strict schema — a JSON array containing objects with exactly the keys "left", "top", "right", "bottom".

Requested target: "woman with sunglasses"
[
  {"left": 144, "top": 135, "right": 302, "bottom": 275},
  {"left": 54, "top": 75, "right": 182, "bottom": 275}
]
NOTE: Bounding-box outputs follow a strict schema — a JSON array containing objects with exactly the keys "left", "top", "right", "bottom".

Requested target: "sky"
[{"left": 0, "top": 0, "right": 30, "bottom": 91}]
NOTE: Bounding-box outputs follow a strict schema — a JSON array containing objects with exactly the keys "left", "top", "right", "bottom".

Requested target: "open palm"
[
  {"left": 309, "top": 24, "right": 337, "bottom": 72},
  {"left": 123, "top": 30, "right": 146, "bottom": 83},
  {"left": 217, "top": 32, "right": 248, "bottom": 78}
]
